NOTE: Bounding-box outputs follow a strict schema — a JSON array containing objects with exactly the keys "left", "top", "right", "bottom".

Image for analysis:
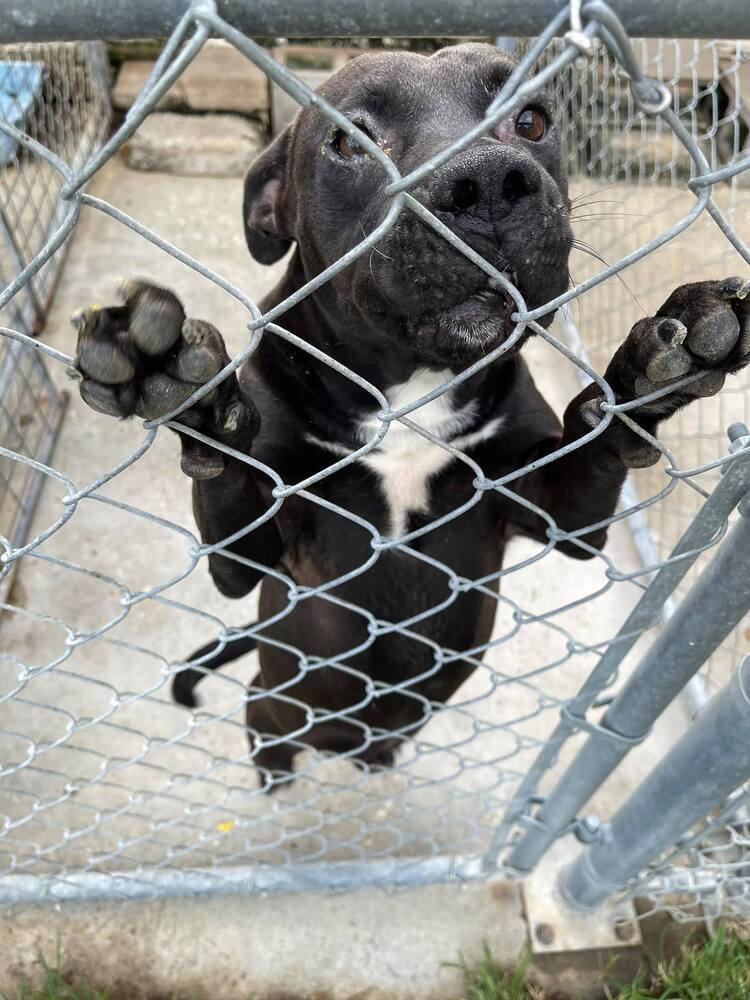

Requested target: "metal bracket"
[{"left": 522, "top": 839, "right": 641, "bottom": 954}]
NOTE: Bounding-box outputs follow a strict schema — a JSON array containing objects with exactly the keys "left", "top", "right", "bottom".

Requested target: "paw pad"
[{"left": 120, "top": 280, "right": 185, "bottom": 356}]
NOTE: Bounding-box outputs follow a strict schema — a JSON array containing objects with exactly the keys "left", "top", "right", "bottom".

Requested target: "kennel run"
[{"left": 0, "top": 0, "right": 749, "bottom": 943}]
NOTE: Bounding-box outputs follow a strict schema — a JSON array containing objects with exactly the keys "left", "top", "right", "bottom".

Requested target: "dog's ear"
[{"left": 242, "top": 125, "right": 295, "bottom": 265}]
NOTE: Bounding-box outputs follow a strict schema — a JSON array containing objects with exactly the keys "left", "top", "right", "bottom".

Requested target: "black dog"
[{"left": 73, "top": 44, "right": 750, "bottom": 785}]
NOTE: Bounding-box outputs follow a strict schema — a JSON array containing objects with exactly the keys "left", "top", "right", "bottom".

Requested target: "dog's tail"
[{"left": 172, "top": 623, "right": 258, "bottom": 708}]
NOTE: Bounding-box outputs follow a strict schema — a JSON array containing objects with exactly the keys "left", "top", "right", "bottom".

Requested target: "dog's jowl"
[{"left": 73, "top": 44, "right": 750, "bottom": 786}]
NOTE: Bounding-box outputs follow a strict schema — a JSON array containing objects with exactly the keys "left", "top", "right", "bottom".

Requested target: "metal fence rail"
[{"left": 0, "top": 1, "right": 748, "bottom": 925}]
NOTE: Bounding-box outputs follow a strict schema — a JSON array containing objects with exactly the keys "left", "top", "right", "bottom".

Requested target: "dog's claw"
[
  {"left": 719, "top": 276, "right": 750, "bottom": 300},
  {"left": 222, "top": 401, "right": 245, "bottom": 435}
]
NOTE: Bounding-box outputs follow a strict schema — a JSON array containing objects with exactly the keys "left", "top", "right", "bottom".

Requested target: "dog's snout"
[
  {"left": 501, "top": 168, "right": 533, "bottom": 203},
  {"left": 433, "top": 146, "right": 541, "bottom": 216},
  {"left": 451, "top": 178, "right": 480, "bottom": 211}
]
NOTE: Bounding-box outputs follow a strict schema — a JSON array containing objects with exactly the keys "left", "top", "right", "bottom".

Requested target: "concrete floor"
[{"left": 0, "top": 158, "right": 696, "bottom": 995}]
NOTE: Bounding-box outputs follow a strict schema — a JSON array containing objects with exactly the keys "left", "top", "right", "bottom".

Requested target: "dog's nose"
[{"left": 431, "top": 145, "right": 541, "bottom": 215}]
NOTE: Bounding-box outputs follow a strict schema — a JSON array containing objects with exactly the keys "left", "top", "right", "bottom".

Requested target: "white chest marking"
[{"left": 308, "top": 370, "right": 504, "bottom": 538}]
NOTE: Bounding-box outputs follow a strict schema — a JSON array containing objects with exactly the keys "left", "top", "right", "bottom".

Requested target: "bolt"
[
  {"left": 614, "top": 918, "right": 636, "bottom": 942},
  {"left": 577, "top": 814, "right": 602, "bottom": 843},
  {"left": 723, "top": 422, "right": 749, "bottom": 484},
  {"left": 728, "top": 421, "right": 749, "bottom": 445},
  {"left": 535, "top": 922, "right": 555, "bottom": 945}
]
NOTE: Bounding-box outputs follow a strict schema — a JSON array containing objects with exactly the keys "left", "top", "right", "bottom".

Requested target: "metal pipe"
[
  {"left": 507, "top": 484, "right": 750, "bottom": 873},
  {"left": 3, "top": 0, "right": 750, "bottom": 42},
  {"left": 559, "top": 655, "right": 750, "bottom": 911},
  {"left": 485, "top": 425, "right": 750, "bottom": 872},
  {"left": 0, "top": 853, "right": 484, "bottom": 905}
]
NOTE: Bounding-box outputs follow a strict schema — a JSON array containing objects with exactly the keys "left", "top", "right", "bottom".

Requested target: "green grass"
[
  {"left": 4, "top": 953, "right": 110, "bottom": 1000},
  {"left": 453, "top": 945, "right": 544, "bottom": 1000},
  {"left": 457, "top": 927, "right": 750, "bottom": 1000},
  {"left": 612, "top": 926, "right": 750, "bottom": 1000}
]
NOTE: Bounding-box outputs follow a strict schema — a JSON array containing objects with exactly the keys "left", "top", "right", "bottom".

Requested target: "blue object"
[{"left": 0, "top": 61, "right": 44, "bottom": 166}]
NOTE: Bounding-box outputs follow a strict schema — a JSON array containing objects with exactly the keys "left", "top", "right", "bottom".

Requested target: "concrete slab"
[
  {"left": 8, "top": 157, "right": 743, "bottom": 997},
  {"left": 0, "top": 158, "right": 694, "bottom": 890},
  {"left": 0, "top": 881, "right": 527, "bottom": 999},
  {"left": 113, "top": 40, "right": 269, "bottom": 115},
  {"left": 122, "top": 112, "right": 264, "bottom": 176}
]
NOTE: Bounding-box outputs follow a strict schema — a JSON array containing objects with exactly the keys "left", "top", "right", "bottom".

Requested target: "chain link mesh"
[
  {"left": 0, "top": 2, "right": 748, "bottom": 920},
  {"left": 0, "top": 41, "right": 110, "bottom": 602},
  {"left": 542, "top": 35, "right": 750, "bottom": 700}
]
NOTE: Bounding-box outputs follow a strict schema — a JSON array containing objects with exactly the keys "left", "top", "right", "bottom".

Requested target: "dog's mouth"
[
  {"left": 450, "top": 273, "right": 519, "bottom": 331},
  {"left": 410, "top": 270, "right": 522, "bottom": 361}
]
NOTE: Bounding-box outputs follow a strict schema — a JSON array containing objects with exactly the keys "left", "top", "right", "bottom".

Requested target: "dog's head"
[{"left": 243, "top": 43, "right": 572, "bottom": 368}]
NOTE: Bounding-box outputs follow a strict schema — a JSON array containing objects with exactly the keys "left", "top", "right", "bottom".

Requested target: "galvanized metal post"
[
  {"left": 487, "top": 425, "right": 750, "bottom": 873},
  {"left": 506, "top": 430, "right": 750, "bottom": 873},
  {"left": 4, "top": 0, "right": 750, "bottom": 41},
  {"left": 559, "top": 654, "right": 750, "bottom": 911}
]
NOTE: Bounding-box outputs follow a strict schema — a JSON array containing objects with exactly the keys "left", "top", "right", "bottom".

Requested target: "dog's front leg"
[
  {"left": 73, "top": 280, "right": 281, "bottom": 596},
  {"left": 511, "top": 278, "right": 750, "bottom": 558}
]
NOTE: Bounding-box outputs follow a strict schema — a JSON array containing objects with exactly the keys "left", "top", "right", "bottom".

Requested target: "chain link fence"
[
  {"left": 0, "top": 1, "right": 748, "bottom": 927},
  {"left": 0, "top": 41, "right": 110, "bottom": 600},
  {"left": 543, "top": 35, "right": 750, "bottom": 702}
]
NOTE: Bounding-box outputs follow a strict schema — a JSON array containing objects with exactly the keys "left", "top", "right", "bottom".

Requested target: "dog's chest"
[
  {"left": 355, "top": 370, "right": 462, "bottom": 537},
  {"left": 309, "top": 370, "right": 503, "bottom": 538}
]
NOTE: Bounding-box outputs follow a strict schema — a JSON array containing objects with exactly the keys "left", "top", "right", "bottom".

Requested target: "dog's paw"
[
  {"left": 585, "top": 278, "right": 750, "bottom": 468},
  {"left": 612, "top": 277, "right": 750, "bottom": 403},
  {"left": 72, "top": 280, "right": 256, "bottom": 479}
]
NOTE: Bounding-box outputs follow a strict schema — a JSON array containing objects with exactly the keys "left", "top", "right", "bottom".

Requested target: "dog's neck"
[
  {"left": 257, "top": 256, "right": 521, "bottom": 440},
  {"left": 254, "top": 264, "right": 520, "bottom": 538},
  {"left": 305, "top": 367, "right": 506, "bottom": 536}
]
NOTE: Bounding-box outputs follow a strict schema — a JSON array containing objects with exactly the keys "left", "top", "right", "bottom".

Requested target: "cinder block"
[
  {"left": 113, "top": 40, "right": 269, "bottom": 115},
  {"left": 123, "top": 112, "right": 264, "bottom": 177}
]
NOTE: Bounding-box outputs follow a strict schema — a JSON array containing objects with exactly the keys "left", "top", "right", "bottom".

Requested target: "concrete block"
[
  {"left": 271, "top": 46, "right": 354, "bottom": 135},
  {"left": 0, "top": 881, "right": 527, "bottom": 999},
  {"left": 113, "top": 40, "right": 268, "bottom": 114},
  {"left": 113, "top": 59, "right": 187, "bottom": 111},
  {"left": 181, "top": 40, "right": 268, "bottom": 114},
  {"left": 123, "top": 112, "right": 264, "bottom": 177}
]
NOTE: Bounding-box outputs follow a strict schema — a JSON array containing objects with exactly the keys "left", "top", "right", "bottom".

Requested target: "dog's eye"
[
  {"left": 515, "top": 107, "right": 547, "bottom": 141},
  {"left": 332, "top": 127, "right": 372, "bottom": 159}
]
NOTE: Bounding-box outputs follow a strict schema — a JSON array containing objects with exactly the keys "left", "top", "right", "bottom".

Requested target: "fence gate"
[{"left": 1, "top": 0, "right": 749, "bottom": 946}]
